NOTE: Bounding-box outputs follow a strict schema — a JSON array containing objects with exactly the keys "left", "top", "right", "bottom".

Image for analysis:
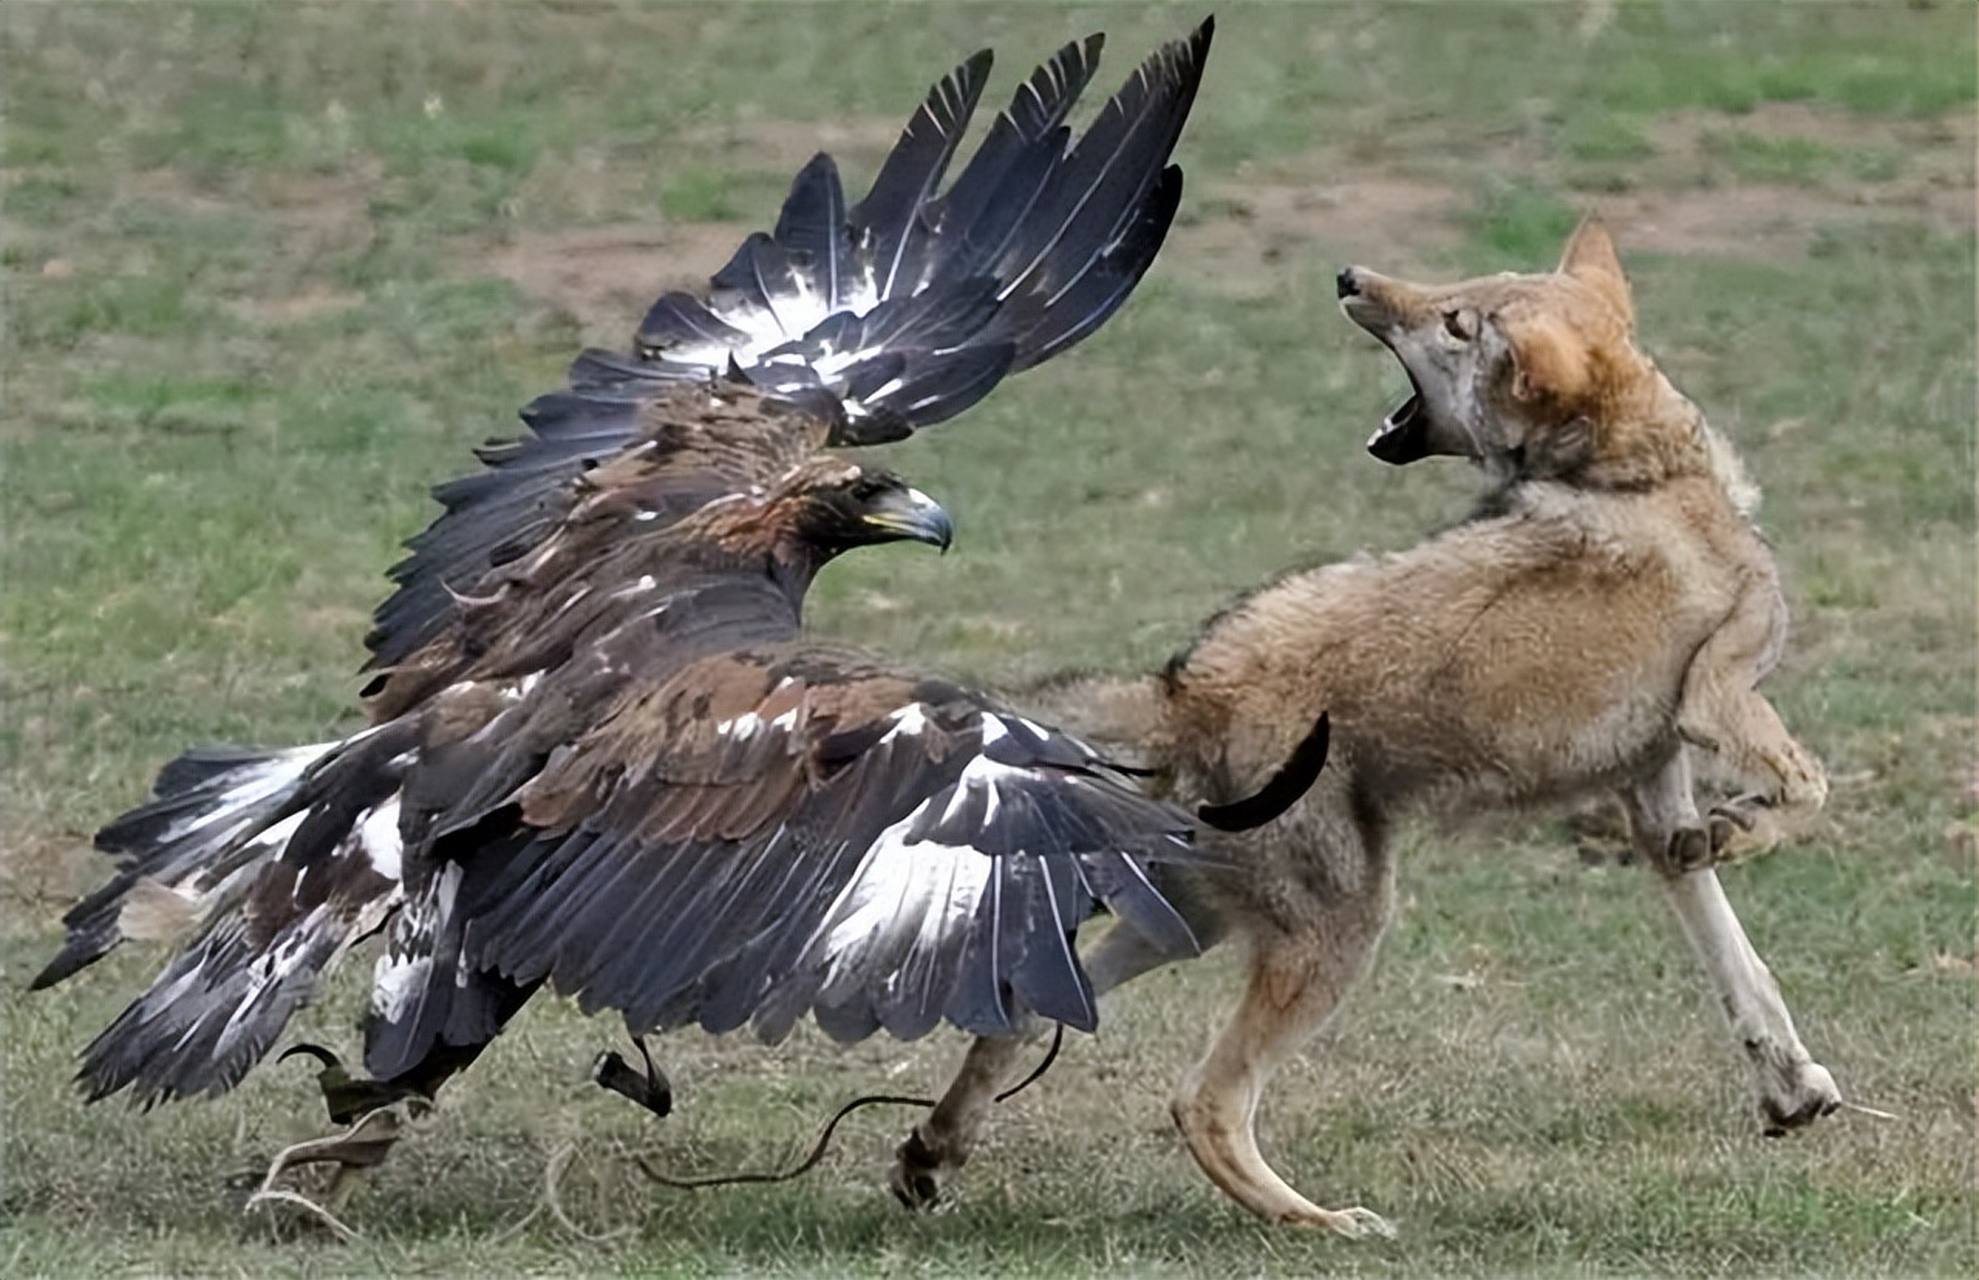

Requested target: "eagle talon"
[{"left": 592, "top": 1034, "right": 673, "bottom": 1118}]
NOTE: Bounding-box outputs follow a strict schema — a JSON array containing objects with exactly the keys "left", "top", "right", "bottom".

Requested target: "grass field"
[{"left": 3, "top": 2, "right": 1974, "bottom": 1275}]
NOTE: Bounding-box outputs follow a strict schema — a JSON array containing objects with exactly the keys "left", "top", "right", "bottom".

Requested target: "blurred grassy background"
[{"left": 3, "top": 2, "right": 1973, "bottom": 1275}]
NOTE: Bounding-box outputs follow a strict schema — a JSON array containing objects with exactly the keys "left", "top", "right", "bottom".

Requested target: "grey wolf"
[{"left": 891, "top": 219, "right": 1840, "bottom": 1238}]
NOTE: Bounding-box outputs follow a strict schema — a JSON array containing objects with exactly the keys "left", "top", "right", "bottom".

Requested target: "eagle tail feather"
[
  {"left": 32, "top": 744, "right": 331, "bottom": 991},
  {"left": 49, "top": 728, "right": 416, "bottom": 1105}
]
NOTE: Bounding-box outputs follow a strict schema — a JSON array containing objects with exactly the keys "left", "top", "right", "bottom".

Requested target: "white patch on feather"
[
  {"left": 610, "top": 574, "right": 659, "bottom": 601},
  {"left": 811, "top": 801, "right": 992, "bottom": 999},
  {"left": 880, "top": 703, "right": 929, "bottom": 743},
  {"left": 938, "top": 754, "right": 1028, "bottom": 830},
  {"left": 247, "top": 811, "right": 306, "bottom": 856},
  {"left": 356, "top": 797, "right": 404, "bottom": 883},
  {"left": 215, "top": 904, "right": 332, "bottom": 1051},
  {"left": 370, "top": 863, "right": 462, "bottom": 1025},
  {"left": 155, "top": 744, "right": 330, "bottom": 848},
  {"left": 717, "top": 711, "right": 764, "bottom": 740}
]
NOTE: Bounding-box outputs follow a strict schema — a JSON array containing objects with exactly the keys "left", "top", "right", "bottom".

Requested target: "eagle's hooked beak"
[{"left": 863, "top": 486, "right": 954, "bottom": 553}]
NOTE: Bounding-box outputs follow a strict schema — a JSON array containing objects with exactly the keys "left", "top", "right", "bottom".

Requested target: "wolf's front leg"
[
  {"left": 1661, "top": 870, "right": 1841, "bottom": 1132},
  {"left": 1622, "top": 753, "right": 1841, "bottom": 1131},
  {"left": 1675, "top": 593, "right": 1829, "bottom": 861}
]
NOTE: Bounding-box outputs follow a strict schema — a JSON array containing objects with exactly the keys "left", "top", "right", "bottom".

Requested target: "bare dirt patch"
[
  {"left": 1650, "top": 101, "right": 1969, "bottom": 172},
  {"left": 1169, "top": 174, "right": 1463, "bottom": 297},
  {"left": 223, "top": 288, "right": 366, "bottom": 325},
  {"left": 477, "top": 222, "right": 754, "bottom": 341},
  {"left": 676, "top": 115, "right": 906, "bottom": 181},
  {"left": 469, "top": 103, "right": 1972, "bottom": 324},
  {"left": 1608, "top": 103, "right": 1976, "bottom": 256},
  {"left": 121, "top": 163, "right": 380, "bottom": 304},
  {"left": 258, "top": 166, "right": 380, "bottom": 265}
]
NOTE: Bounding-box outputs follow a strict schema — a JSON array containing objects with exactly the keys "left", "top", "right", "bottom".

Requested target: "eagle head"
[{"left": 776, "top": 459, "right": 954, "bottom": 557}]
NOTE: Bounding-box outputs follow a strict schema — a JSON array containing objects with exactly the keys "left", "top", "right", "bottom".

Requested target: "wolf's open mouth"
[{"left": 1366, "top": 372, "right": 1426, "bottom": 464}]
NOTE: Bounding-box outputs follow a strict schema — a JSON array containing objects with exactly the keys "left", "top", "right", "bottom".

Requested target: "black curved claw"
[
  {"left": 592, "top": 1034, "right": 673, "bottom": 1119},
  {"left": 278, "top": 1042, "right": 344, "bottom": 1072}
]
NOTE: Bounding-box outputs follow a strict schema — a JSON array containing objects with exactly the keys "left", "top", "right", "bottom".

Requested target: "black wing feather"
[{"left": 851, "top": 49, "right": 995, "bottom": 299}]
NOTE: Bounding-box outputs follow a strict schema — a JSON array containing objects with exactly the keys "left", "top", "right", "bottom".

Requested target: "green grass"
[
  {"left": 1701, "top": 130, "right": 1906, "bottom": 186},
  {"left": 3, "top": 1, "right": 1974, "bottom": 1275}
]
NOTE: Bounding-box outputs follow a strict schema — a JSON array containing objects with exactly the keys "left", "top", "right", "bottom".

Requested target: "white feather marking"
[
  {"left": 812, "top": 802, "right": 993, "bottom": 998},
  {"left": 356, "top": 797, "right": 404, "bottom": 883},
  {"left": 220, "top": 905, "right": 330, "bottom": 1044},
  {"left": 370, "top": 864, "right": 461, "bottom": 1024},
  {"left": 980, "top": 715, "right": 1010, "bottom": 747},
  {"left": 939, "top": 754, "right": 1027, "bottom": 830},
  {"left": 880, "top": 703, "right": 929, "bottom": 743},
  {"left": 155, "top": 745, "right": 329, "bottom": 847},
  {"left": 863, "top": 375, "right": 907, "bottom": 404},
  {"left": 610, "top": 574, "right": 659, "bottom": 601},
  {"left": 717, "top": 711, "right": 764, "bottom": 740},
  {"left": 248, "top": 811, "right": 307, "bottom": 856},
  {"left": 370, "top": 951, "right": 430, "bottom": 1026}
]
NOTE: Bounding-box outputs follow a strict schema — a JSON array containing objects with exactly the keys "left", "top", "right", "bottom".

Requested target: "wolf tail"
[{"left": 35, "top": 724, "right": 416, "bottom": 1105}]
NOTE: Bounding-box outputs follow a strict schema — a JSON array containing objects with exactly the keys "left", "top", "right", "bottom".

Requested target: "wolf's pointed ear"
[{"left": 1558, "top": 215, "right": 1634, "bottom": 328}]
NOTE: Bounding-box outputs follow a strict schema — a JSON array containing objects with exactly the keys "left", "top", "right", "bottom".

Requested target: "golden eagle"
[{"left": 36, "top": 24, "right": 1266, "bottom": 1135}]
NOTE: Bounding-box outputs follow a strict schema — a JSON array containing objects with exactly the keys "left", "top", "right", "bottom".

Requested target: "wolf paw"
[
  {"left": 888, "top": 1128, "right": 950, "bottom": 1213},
  {"left": 1760, "top": 1061, "right": 1842, "bottom": 1136},
  {"left": 1708, "top": 794, "right": 1784, "bottom": 861},
  {"left": 1293, "top": 1204, "right": 1397, "bottom": 1239}
]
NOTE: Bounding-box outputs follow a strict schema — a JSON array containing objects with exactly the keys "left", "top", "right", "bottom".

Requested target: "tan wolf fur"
[{"left": 887, "top": 221, "right": 1840, "bottom": 1237}]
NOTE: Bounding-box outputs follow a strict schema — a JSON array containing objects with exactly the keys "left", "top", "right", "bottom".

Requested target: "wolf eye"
[{"left": 1442, "top": 309, "right": 1475, "bottom": 342}]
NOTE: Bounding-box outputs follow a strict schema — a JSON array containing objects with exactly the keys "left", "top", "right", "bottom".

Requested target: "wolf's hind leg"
[
  {"left": 890, "top": 903, "right": 1229, "bottom": 1211},
  {"left": 889, "top": 1030, "right": 1034, "bottom": 1211},
  {"left": 1621, "top": 754, "right": 1841, "bottom": 1133},
  {"left": 1169, "top": 866, "right": 1395, "bottom": 1237}
]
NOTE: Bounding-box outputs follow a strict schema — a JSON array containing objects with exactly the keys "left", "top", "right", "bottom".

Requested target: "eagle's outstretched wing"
[
  {"left": 47, "top": 390, "right": 1272, "bottom": 1108},
  {"left": 362, "top": 648, "right": 1212, "bottom": 1082},
  {"left": 362, "top": 20, "right": 1212, "bottom": 681}
]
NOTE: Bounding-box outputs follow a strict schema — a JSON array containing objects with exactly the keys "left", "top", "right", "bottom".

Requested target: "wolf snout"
[{"left": 1336, "top": 267, "right": 1362, "bottom": 299}]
